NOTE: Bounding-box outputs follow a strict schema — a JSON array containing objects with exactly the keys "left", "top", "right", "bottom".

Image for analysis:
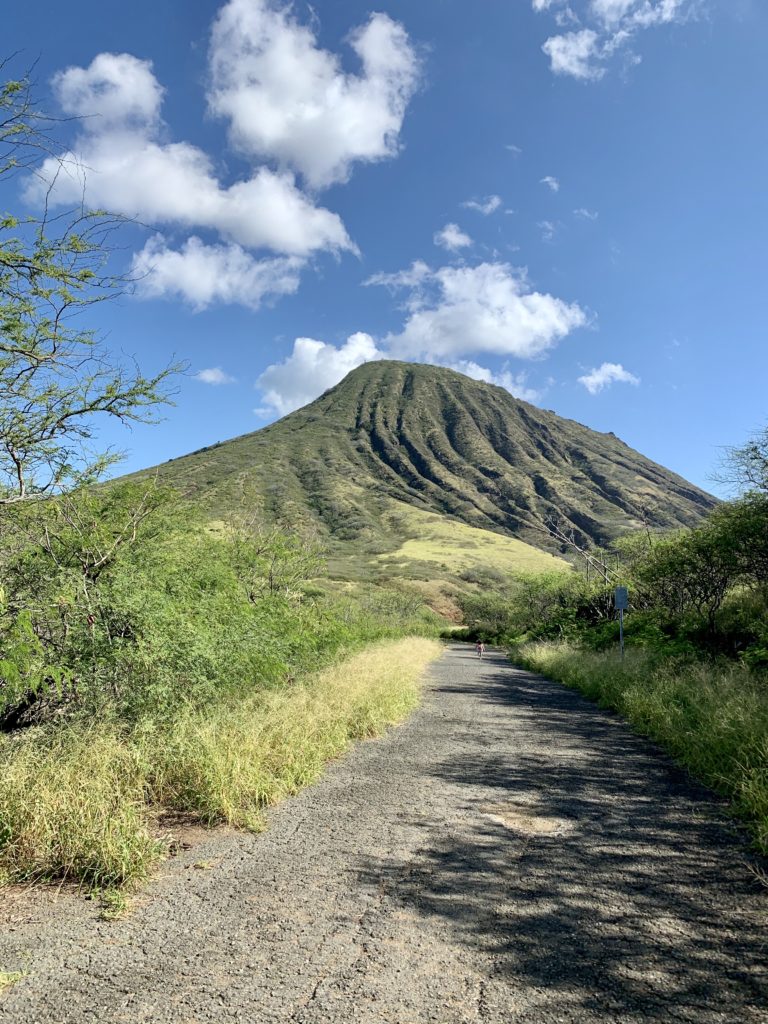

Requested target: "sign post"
[{"left": 614, "top": 586, "right": 628, "bottom": 661}]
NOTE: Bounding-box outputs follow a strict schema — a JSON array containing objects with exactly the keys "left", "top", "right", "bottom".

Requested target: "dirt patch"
[
  {"left": 151, "top": 811, "right": 237, "bottom": 855},
  {"left": 480, "top": 802, "right": 576, "bottom": 836}
]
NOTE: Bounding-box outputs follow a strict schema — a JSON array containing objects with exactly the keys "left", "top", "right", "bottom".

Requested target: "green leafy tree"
[
  {"left": 706, "top": 496, "right": 768, "bottom": 586},
  {"left": 0, "top": 70, "right": 177, "bottom": 502}
]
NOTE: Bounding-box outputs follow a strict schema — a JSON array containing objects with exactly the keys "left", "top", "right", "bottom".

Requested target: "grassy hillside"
[{"left": 133, "top": 361, "right": 715, "bottom": 580}]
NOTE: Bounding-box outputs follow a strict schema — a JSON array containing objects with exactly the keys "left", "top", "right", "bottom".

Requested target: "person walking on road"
[{"left": 475, "top": 640, "right": 486, "bottom": 659}]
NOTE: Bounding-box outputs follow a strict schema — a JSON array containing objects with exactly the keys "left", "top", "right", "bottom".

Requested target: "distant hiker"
[{"left": 476, "top": 640, "right": 486, "bottom": 659}]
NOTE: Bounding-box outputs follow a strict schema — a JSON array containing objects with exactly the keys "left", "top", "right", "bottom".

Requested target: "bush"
[{"left": 0, "top": 483, "right": 442, "bottom": 726}]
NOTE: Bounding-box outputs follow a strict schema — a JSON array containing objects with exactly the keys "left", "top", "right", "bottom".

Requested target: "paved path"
[{"left": 1, "top": 645, "right": 766, "bottom": 1023}]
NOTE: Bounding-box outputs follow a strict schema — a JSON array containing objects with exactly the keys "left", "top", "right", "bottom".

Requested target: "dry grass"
[
  {"left": 0, "top": 639, "right": 441, "bottom": 888},
  {"left": 143, "top": 638, "right": 441, "bottom": 828},
  {"left": 0, "top": 727, "right": 160, "bottom": 887}
]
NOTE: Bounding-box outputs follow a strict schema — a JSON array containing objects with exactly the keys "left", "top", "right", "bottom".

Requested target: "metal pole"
[{"left": 619, "top": 608, "right": 625, "bottom": 661}]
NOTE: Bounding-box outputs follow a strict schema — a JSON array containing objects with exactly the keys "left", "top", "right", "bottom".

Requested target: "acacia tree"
[
  {"left": 0, "top": 70, "right": 177, "bottom": 502},
  {"left": 722, "top": 428, "right": 768, "bottom": 496}
]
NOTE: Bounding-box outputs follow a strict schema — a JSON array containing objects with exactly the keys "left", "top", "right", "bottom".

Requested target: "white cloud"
[
  {"left": 364, "top": 260, "right": 432, "bottom": 292},
  {"left": 52, "top": 52, "right": 163, "bottom": 129},
  {"left": 537, "top": 1, "right": 694, "bottom": 79},
  {"left": 256, "top": 333, "right": 382, "bottom": 416},
  {"left": 574, "top": 207, "right": 599, "bottom": 219},
  {"left": 195, "top": 367, "right": 236, "bottom": 385},
  {"left": 208, "top": 0, "right": 420, "bottom": 188},
  {"left": 29, "top": 54, "right": 354, "bottom": 259},
  {"left": 370, "top": 262, "right": 588, "bottom": 361},
  {"left": 591, "top": 0, "right": 687, "bottom": 27},
  {"left": 434, "top": 223, "right": 472, "bottom": 252},
  {"left": 27, "top": 1, "right": 424, "bottom": 314},
  {"left": 462, "top": 195, "right": 502, "bottom": 216},
  {"left": 590, "top": 0, "right": 637, "bottom": 23},
  {"left": 542, "top": 30, "right": 604, "bottom": 80},
  {"left": 540, "top": 175, "right": 561, "bottom": 192},
  {"left": 538, "top": 220, "right": 558, "bottom": 242},
  {"left": 254, "top": 258, "right": 587, "bottom": 417},
  {"left": 505, "top": 143, "right": 523, "bottom": 155},
  {"left": 447, "top": 360, "right": 543, "bottom": 403},
  {"left": 254, "top": 339, "right": 550, "bottom": 419},
  {"left": 131, "top": 236, "right": 304, "bottom": 311},
  {"left": 578, "top": 361, "right": 640, "bottom": 393},
  {"left": 556, "top": 5, "right": 582, "bottom": 26}
]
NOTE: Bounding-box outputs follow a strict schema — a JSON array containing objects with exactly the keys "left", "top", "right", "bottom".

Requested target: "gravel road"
[{"left": 1, "top": 644, "right": 766, "bottom": 1023}]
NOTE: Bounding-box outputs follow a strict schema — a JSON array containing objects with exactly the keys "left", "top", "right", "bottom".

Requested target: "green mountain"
[{"left": 138, "top": 361, "right": 715, "bottom": 583}]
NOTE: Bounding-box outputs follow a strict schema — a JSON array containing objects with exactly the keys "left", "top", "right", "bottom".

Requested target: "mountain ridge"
[{"left": 135, "top": 360, "right": 715, "bottom": 578}]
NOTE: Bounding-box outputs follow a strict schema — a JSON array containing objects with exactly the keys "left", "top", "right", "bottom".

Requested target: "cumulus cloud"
[
  {"left": 208, "top": 0, "right": 420, "bottom": 188},
  {"left": 131, "top": 236, "right": 304, "bottom": 311},
  {"left": 574, "top": 207, "right": 599, "bottom": 219},
  {"left": 543, "top": 30, "right": 604, "bottom": 80},
  {"left": 256, "top": 333, "right": 383, "bottom": 416},
  {"left": 590, "top": 0, "right": 637, "bottom": 23},
  {"left": 447, "top": 360, "right": 543, "bottom": 403},
  {"left": 52, "top": 51, "right": 164, "bottom": 128},
  {"left": 578, "top": 361, "right": 640, "bottom": 393},
  {"left": 29, "top": 53, "right": 353, "bottom": 259},
  {"left": 540, "top": 175, "right": 561, "bottom": 192},
  {"left": 253, "top": 259, "right": 587, "bottom": 417},
  {"left": 370, "top": 262, "right": 587, "bottom": 361},
  {"left": 195, "top": 367, "right": 236, "bottom": 385},
  {"left": 434, "top": 223, "right": 472, "bottom": 252},
  {"left": 462, "top": 195, "right": 502, "bottom": 216},
  {"left": 28, "top": 0, "right": 422, "bottom": 313},
  {"left": 536, "top": 1, "right": 694, "bottom": 79},
  {"left": 254, "top": 338, "right": 548, "bottom": 419}
]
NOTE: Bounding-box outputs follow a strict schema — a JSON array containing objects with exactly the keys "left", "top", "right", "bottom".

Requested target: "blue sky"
[{"left": 6, "top": 0, "right": 767, "bottom": 495}]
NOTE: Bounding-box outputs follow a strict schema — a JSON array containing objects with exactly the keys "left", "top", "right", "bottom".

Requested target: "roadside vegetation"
[
  {"left": 459, "top": 435, "right": 768, "bottom": 851},
  {"left": 0, "top": 69, "right": 444, "bottom": 892},
  {"left": 1, "top": 631, "right": 440, "bottom": 888}
]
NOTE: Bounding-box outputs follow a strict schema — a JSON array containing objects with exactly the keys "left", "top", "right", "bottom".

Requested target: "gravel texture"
[{"left": 1, "top": 644, "right": 766, "bottom": 1023}]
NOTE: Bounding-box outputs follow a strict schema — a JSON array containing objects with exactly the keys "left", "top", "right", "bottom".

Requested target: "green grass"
[
  {"left": 0, "top": 970, "right": 26, "bottom": 994},
  {"left": 0, "top": 638, "right": 442, "bottom": 889},
  {"left": 127, "top": 360, "right": 715, "bottom": 587},
  {"left": 515, "top": 642, "right": 768, "bottom": 852},
  {"left": 377, "top": 505, "right": 569, "bottom": 577}
]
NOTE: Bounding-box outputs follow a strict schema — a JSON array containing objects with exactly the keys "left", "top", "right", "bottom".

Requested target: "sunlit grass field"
[{"left": 376, "top": 505, "right": 569, "bottom": 577}]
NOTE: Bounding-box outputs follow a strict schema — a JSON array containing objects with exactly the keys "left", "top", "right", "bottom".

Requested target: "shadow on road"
[{"left": 357, "top": 650, "right": 768, "bottom": 1021}]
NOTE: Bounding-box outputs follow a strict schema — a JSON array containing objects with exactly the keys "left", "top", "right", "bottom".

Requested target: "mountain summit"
[{"left": 149, "top": 361, "right": 714, "bottom": 562}]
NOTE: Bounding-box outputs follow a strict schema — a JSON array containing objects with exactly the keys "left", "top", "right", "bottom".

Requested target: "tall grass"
[
  {"left": 142, "top": 638, "right": 440, "bottom": 828},
  {"left": 0, "top": 726, "right": 158, "bottom": 887},
  {"left": 0, "top": 638, "right": 441, "bottom": 888},
  {"left": 515, "top": 643, "right": 768, "bottom": 852}
]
